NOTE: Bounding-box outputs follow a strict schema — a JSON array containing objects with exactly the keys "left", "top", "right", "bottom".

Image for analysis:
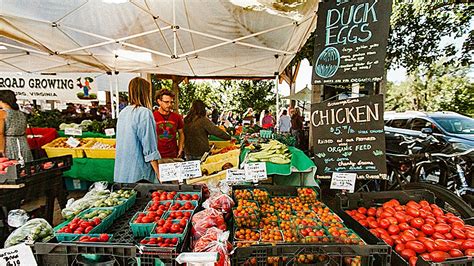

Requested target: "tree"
[
  {"left": 219, "top": 80, "right": 277, "bottom": 115},
  {"left": 178, "top": 81, "right": 224, "bottom": 114},
  {"left": 386, "top": 62, "right": 474, "bottom": 116}
]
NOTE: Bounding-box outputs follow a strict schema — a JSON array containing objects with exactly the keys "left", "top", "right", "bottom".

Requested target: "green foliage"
[
  {"left": 386, "top": 62, "right": 474, "bottom": 117},
  {"left": 291, "top": 1, "right": 473, "bottom": 73},
  {"left": 219, "top": 80, "right": 277, "bottom": 115},
  {"left": 27, "top": 109, "right": 63, "bottom": 129},
  {"left": 178, "top": 81, "right": 224, "bottom": 114},
  {"left": 387, "top": 1, "right": 473, "bottom": 72}
]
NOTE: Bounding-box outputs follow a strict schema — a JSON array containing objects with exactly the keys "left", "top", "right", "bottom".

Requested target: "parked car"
[{"left": 384, "top": 111, "right": 474, "bottom": 154}]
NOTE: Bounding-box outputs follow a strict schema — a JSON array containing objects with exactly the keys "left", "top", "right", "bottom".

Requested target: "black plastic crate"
[
  {"left": 232, "top": 243, "right": 390, "bottom": 265},
  {"left": 34, "top": 183, "right": 203, "bottom": 266},
  {"left": 0, "top": 155, "right": 72, "bottom": 184},
  {"left": 330, "top": 189, "right": 474, "bottom": 266}
]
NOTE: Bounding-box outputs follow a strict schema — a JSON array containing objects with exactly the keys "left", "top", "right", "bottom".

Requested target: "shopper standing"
[
  {"left": 291, "top": 108, "right": 304, "bottom": 149},
  {"left": 184, "top": 100, "right": 231, "bottom": 160},
  {"left": 278, "top": 110, "right": 291, "bottom": 133},
  {"left": 114, "top": 77, "right": 161, "bottom": 183},
  {"left": 153, "top": 89, "right": 184, "bottom": 159},
  {"left": 261, "top": 110, "right": 275, "bottom": 129},
  {"left": 0, "top": 90, "right": 33, "bottom": 162}
]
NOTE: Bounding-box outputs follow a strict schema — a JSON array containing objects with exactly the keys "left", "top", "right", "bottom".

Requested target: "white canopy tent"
[{"left": 0, "top": 0, "right": 318, "bottom": 77}]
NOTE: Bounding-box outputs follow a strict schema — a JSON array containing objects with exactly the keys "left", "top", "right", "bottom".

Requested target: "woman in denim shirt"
[{"left": 114, "top": 77, "right": 161, "bottom": 183}]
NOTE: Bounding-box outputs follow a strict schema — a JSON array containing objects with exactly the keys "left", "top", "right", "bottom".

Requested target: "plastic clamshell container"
[
  {"left": 232, "top": 207, "right": 259, "bottom": 229},
  {"left": 83, "top": 138, "right": 116, "bottom": 159},
  {"left": 236, "top": 199, "right": 259, "bottom": 212},
  {"left": 162, "top": 210, "right": 193, "bottom": 220},
  {"left": 233, "top": 228, "right": 261, "bottom": 242},
  {"left": 259, "top": 229, "right": 285, "bottom": 244},
  {"left": 150, "top": 219, "right": 190, "bottom": 241},
  {"left": 42, "top": 137, "right": 89, "bottom": 158},
  {"left": 296, "top": 187, "right": 319, "bottom": 203},
  {"left": 249, "top": 188, "right": 271, "bottom": 204},
  {"left": 143, "top": 200, "right": 172, "bottom": 212}
]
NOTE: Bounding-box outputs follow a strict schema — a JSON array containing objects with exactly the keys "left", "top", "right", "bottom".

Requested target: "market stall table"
[{"left": 0, "top": 156, "right": 72, "bottom": 247}]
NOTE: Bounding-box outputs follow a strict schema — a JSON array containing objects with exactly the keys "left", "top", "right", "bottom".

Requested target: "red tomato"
[
  {"left": 421, "top": 224, "right": 435, "bottom": 235},
  {"left": 434, "top": 239, "right": 451, "bottom": 252},
  {"left": 369, "top": 229, "right": 380, "bottom": 238},
  {"left": 420, "top": 253, "right": 431, "bottom": 261},
  {"left": 394, "top": 213, "right": 407, "bottom": 224},
  {"left": 434, "top": 224, "right": 451, "bottom": 234},
  {"left": 408, "top": 256, "right": 417, "bottom": 266},
  {"left": 383, "top": 199, "right": 400, "bottom": 209},
  {"left": 367, "top": 207, "right": 377, "bottom": 217},
  {"left": 401, "top": 232, "right": 417, "bottom": 243},
  {"left": 406, "top": 207, "right": 420, "bottom": 218},
  {"left": 406, "top": 201, "right": 421, "bottom": 209},
  {"left": 84, "top": 226, "right": 94, "bottom": 234},
  {"left": 406, "top": 241, "right": 426, "bottom": 253},
  {"left": 432, "top": 232, "right": 446, "bottom": 240},
  {"left": 451, "top": 228, "right": 466, "bottom": 239},
  {"left": 444, "top": 232, "right": 454, "bottom": 240},
  {"left": 141, "top": 217, "right": 152, "bottom": 223},
  {"left": 359, "top": 219, "right": 369, "bottom": 227},
  {"left": 395, "top": 243, "right": 405, "bottom": 253},
  {"left": 462, "top": 240, "right": 474, "bottom": 250},
  {"left": 400, "top": 249, "right": 416, "bottom": 260},
  {"left": 410, "top": 218, "right": 424, "bottom": 229},
  {"left": 425, "top": 217, "right": 437, "bottom": 226},
  {"left": 419, "top": 200, "right": 430, "bottom": 207},
  {"left": 99, "top": 234, "right": 109, "bottom": 242},
  {"left": 449, "top": 249, "right": 464, "bottom": 258},
  {"left": 378, "top": 219, "right": 390, "bottom": 229},
  {"left": 429, "top": 251, "right": 450, "bottom": 262},
  {"left": 380, "top": 212, "right": 393, "bottom": 219},
  {"left": 376, "top": 207, "right": 383, "bottom": 217},
  {"left": 465, "top": 249, "right": 474, "bottom": 256},
  {"left": 387, "top": 216, "right": 398, "bottom": 225},
  {"left": 432, "top": 208, "right": 444, "bottom": 217},
  {"left": 375, "top": 228, "right": 389, "bottom": 236},
  {"left": 399, "top": 223, "right": 411, "bottom": 231},
  {"left": 388, "top": 225, "right": 400, "bottom": 235},
  {"left": 358, "top": 207, "right": 367, "bottom": 214},
  {"left": 368, "top": 220, "right": 379, "bottom": 229},
  {"left": 381, "top": 234, "right": 394, "bottom": 246},
  {"left": 422, "top": 239, "right": 436, "bottom": 253}
]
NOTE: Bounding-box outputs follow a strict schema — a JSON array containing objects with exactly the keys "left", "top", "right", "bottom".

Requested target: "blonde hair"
[{"left": 128, "top": 77, "right": 152, "bottom": 109}]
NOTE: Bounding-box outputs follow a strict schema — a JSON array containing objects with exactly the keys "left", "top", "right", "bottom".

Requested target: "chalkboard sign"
[
  {"left": 312, "top": 0, "right": 392, "bottom": 84},
  {"left": 311, "top": 95, "right": 387, "bottom": 179}
]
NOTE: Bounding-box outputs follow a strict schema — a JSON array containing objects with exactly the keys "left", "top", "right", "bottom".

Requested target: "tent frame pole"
[
  {"left": 109, "top": 73, "right": 115, "bottom": 119},
  {"left": 275, "top": 75, "right": 280, "bottom": 132}
]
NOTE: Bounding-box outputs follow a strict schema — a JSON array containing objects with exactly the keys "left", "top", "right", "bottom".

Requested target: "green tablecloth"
[
  {"left": 58, "top": 130, "right": 114, "bottom": 138},
  {"left": 64, "top": 158, "right": 115, "bottom": 183},
  {"left": 240, "top": 146, "right": 318, "bottom": 187}
]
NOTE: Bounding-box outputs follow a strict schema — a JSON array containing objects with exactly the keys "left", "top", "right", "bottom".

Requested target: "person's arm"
[
  {"left": 203, "top": 117, "right": 231, "bottom": 140},
  {"left": 137, "top": 109, "right": 162, "bottom": 182},
  {"left": 177, "top": 128, "right": 185, "bottom": 158}
]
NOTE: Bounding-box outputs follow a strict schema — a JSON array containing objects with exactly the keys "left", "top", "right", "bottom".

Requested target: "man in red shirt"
[{"left": 153, "top": 89, "right": 184, "bottom": 158}]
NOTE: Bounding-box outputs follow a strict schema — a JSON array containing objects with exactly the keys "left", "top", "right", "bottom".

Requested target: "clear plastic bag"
[
  {"left": 7, "top": 209, "right": 29, "bottom": 228},
  {"left": 203, "top": 193, "right": 235, "bottom": 214},
  {"left": 5, "top": 218, "right": 53, "bottom": 247},
  {"left": 191, "top": 209, "right": 227, "bottom": 241},
  {"left": 61, "top": 182, "right": 110, "bottom": 219},
  {"left": 193, "top": 230, "right": 232, "bottom": 266}
]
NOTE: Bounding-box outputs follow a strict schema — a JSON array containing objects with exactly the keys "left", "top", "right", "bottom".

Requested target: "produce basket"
[
  {"left": 332, "top": 190, "right": 474, "bottom": 266},
  {"left": 42, "top": 137, "right": 90, "bottom": 158},
  {"left": 129, "top": 212, "right": 158, "bottom": 237},
  {"left": 83, "top": 138, "right": 116, "bottom": 159},
  {"left": 174, "top": 191, "right": 201, "bottom": 201},
  {"left": 77, "top": 208, "right": 116, "bottom": 232},
  {"left": 150, "top": 219, "right": 190, "bottom": 241}
]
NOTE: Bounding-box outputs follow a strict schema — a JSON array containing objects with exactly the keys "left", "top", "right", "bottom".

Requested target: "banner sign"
[
  {"left": 311, "top": 95, "right": 387, "bottom": 179},
  {"left": 0, "top": 73, "right": 98, "bottom": 102},
  {"left": 312, "top": 0, "right": 392, "bottom": 84}
]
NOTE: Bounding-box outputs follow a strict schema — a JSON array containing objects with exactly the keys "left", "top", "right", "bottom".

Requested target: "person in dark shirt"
[
  {"left": 184, "top": 100, "right": 231, "bottom": 160},
  {"left": 291, "top": 108, "right": 304, "bottom": 149}
]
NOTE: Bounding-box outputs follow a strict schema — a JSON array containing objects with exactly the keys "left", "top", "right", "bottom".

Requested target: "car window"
[
  {"left": 431, "top": 116, "right": 474, "bottom": 134},
  {"left": 410, "top": 118, "right": 431, "bottom": 131},
  {"left": 389, "top": 119, "right": 408, "bottom": 129}
]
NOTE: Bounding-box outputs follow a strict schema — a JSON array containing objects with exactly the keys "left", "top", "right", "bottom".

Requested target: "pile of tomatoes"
[
  {"left": 346, "top": 199, "right": 474, "bottom": 264},
  {"left": 56, "top": 217, "right": 102, "bottom": 234},
  {"left": 78, "top": 234, "right": 110, "bottom": 242}
]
